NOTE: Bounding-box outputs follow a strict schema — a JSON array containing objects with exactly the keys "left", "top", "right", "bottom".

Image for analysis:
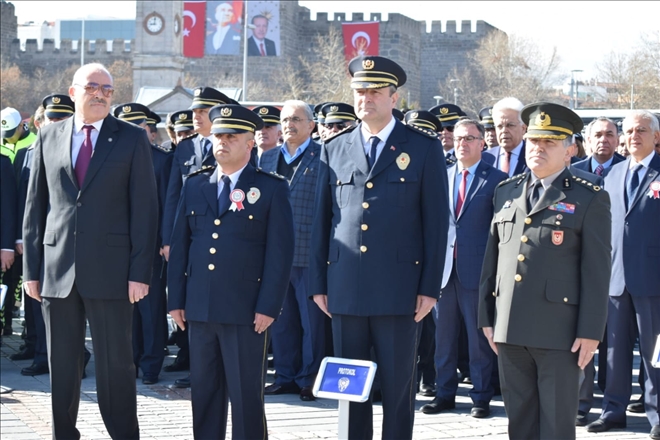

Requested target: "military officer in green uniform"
[{"left": 478, "top": 102, "right": 612, "bottom": 440}]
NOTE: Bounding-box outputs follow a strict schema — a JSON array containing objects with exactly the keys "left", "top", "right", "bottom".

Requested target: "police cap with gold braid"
[
  {"left": 404, "top": 110, "right": 442, "bottom": 132},
  {"left": 314, "top": 102, "right": 332, "bottom": 124},
  {"left": 321, "top": 103, "right": 357, "bottom": 124},
  {"left": 170, "top": 110, "right": 194, "bottom": 132},
  {"left": 42, "top": 94, "right": 74, "bottom": 120},
  {"left": 348, "top": 56, "right": 407, "bottom": 89},
  {"left": 113, "top": 102, "right": 150, "bottom": 125},
  {"left": 392, "top": 108, "right": 404, "bottom": 121},
  {"left": 478, "top": 107, "right": 495, "bottom": 129},
  {"left": 521, "top": 102, "right": 583, "bottom": 140},
  {"left": 190, "top": 87, "right": 238, "bottom": 110},
  {"left": 209, "top": 104, "right": 264, "bottom": 134},
  {"left": 146, "top": 110, "right": 161, "bottom": 127},
  {"left": 428, "top": 103, "right": 466, "bottom": 127},
  {"left": 252, "top": 105, "right": 281, "bottom": 126}
]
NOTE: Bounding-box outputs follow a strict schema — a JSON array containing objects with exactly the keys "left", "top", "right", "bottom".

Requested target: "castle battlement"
[{"left": 11, "top": 38, "right": 133, "bottom": 55}]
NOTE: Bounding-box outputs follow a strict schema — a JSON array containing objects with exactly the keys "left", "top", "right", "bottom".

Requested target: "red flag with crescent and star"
[
  {"left": 342, "top": 22, "right": 379, "bottom": 62},
  {"left": 184, "top": 1, "right": 206, "bottom": 58}
]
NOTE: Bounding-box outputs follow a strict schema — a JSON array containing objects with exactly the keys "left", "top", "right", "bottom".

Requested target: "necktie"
[
  {"left": 75, "top": 125, "right": 94, "bottom": 187},
  {"left": 367, "top": 136, "right": 380, "bottom": 170},
  {"left": 455, "top": 169, "right": 469, "bottom": 216},
  {"left": 501, "top": 151, "right": 512, "bottom": 175},
  {"left": 626, "top": 164, "right": 643, "bottom": 210},
  {"left": 203, "top": 138, "right": 211, "bottom": 157},
  {"left": 527, "top": 180, "right": 542, "bottom": 212},
  {"left": 260, "top": 42, "right": 266, "bottom": 56},
  {"left": 218, "top": 175, "right": 232, "bottom": 214},
  {"left": 594, "top": 164, "right": 604, "bottom": 176}
]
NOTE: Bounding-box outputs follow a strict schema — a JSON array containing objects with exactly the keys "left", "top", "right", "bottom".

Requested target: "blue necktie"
[
  {"left": 218, "top": 175, "right": 231, "bottom": 214},
  {"left": 203, "top": 138, "right": 211, "bottom": 157},
  {"left": 367, "top": 136, "right": 380, "bottom": 170},
  {"left": 626, "top": 164, "right": 643, "bottom": 210}
]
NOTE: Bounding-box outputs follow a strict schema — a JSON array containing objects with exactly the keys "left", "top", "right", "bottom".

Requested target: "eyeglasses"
[
  {"left": 453, "top": 135, "right": 483, "bottom": 143},
  {"left": 325, "top": 123, "right": 346, "bottom": 130},
  {"left": 442, "top": 126, "right": 455, "bottom": 133},
  {"left": 75, "top": 82, "right": 115, "bottom": 97},
  {"left": 281, "top": 117, "right": 309, "bottom": 124}
]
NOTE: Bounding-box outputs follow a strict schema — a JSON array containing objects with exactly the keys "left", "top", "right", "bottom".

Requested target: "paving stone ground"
[{"left": 0, "top": 317, "right": 653, "bottom": 439}]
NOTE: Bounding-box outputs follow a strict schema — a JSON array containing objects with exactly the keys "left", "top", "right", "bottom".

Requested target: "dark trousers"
[
  {"left": 189, "top": 320, "right": 268, "bottom": 440},
  {"left": 1, "top": 259, "right": 21, "bottom": 331},
  {"left": 417, "top": 313, "right": 436, "bottom": 387},
  {"left": 333, "top": 314, "right": 421, "bottom": 440},
  {"left": 25, "top": 295, "right": 47, "bottom": 363},
  {"left": 42, "top": 285, "right": 138, "bottom": 440},
  {"left": 434, "top": 268, "right": 494, "bottom": 403},
  {"left": 601, "top": 291, "right": 660, "bottom": 426},
  {"left": 498, "top": 343, "right": 580, "bottom": 440},
  {"left": 270, "top": 267, "right": 326, "bottom": 388},
  {"left": 133, "top": 258, "right": 167, "bottom": 376}
]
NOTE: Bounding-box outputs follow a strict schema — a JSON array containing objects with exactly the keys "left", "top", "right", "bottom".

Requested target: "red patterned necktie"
[
  {"left": 502, "top": 151, "right": 511, "bottom": 175},
  {"left": 75, "top": 125, "right": 94, "bottom": 187},
  {"left": 595, "top": 164, "right": 604, "bottom": 176},
  {"left": 260, "top": 42, "right": 266, "bottom": 56},
  {"left": 454, "top": 169, "right": 469, "bottom": 258}
]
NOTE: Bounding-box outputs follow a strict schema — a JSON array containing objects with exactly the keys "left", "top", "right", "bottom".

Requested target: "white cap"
[{"left": 1, "top": 107, "right": 22, "bottom": 139}]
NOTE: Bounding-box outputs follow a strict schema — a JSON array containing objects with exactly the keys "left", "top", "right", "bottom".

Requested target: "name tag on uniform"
[{"left": 548, "top": 202, "right": 575, "bottom": 214}]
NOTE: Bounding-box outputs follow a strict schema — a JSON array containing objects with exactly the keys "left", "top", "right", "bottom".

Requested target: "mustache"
[{"left": 91, "top": 98, "right": 107, "bottom": 105}]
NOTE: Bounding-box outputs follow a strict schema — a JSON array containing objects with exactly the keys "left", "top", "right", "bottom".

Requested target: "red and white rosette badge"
[
  {"left": 648, "top": 181, "right": 660, "bottom": 199},
  {"left": 229, "top": 189, "right": 246, "bottom": 211}
]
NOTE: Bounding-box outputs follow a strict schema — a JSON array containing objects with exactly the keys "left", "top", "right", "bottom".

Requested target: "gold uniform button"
[
  {"left": 517, "top": 254, "right": 525, "bottom": 262},
  {"left": 360, "top": 245, "right": 368, "bottom": 253},
  {"left": 514, "top": 274, "right": 522, "bottom": 282},
  {"left": 524, "top": 217, "right": 532, "bottom": 225},
  {"left": 327, "top": 261, "right": 330, "bottom": 265},
  {"left": 366, "top": 182, "right": 374, "bottom": 189},
  {"left": 209, "top": 248, "right": 216, "bottom": 254},
  {"left": 492, "top": 291, "right": 496, "bottom": 297},
  {"left": 555, "top": 221, "right": 561, "bottom": 225},
  {"left": 362, "top": 202, "right": 369, "bottom": 209},
  {"left": 415, "top": 261, "right": 419, "bottom": 265},
  {"left": 563, "top": 297, "right": 568, "bottom": 303},
  {"left": 212, "top": 233, "right": 219, "bottom": 239},
  {"left": 214, "top": 219, "right": 221, "bottom": 226},
  {"left": 257, "top": 278, "right": 261, "bottom": 282},
  {"left": 249, "top": 215, "right": 254, "bottom": 220},
  {"left": 191, "top": 211, "right": 195, "bottom": 215},
  {"left": 400, "top": 177, "right": 405, "bottom": 182},
  {"left": 208, "top": 264, "right": 215, "bottom": 271},
  {"left": 336, "top": 180, "right": 341, "bottom": 185},
  {"left": 521, "top": 235, "right": 528, "bottom": 243},
  {"left": 361, "top": 224, "right": 368, "bottom": 231}
]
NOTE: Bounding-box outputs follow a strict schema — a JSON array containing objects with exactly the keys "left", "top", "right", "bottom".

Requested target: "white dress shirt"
[
  {"left": 216, "top": 165, "right": 247, "bottom": 199},
  {"left": 71, "top": 117, "right": 103, "bottom": 165},
  {"left": 360, "top": 116, "right": 397, "bottom": 165}
]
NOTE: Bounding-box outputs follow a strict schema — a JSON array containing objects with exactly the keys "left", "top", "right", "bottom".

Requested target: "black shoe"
[
  {"left": 10, "top": 348, "right": 35, "bottom": 361},
  {"left": 627, "top": 400, "right": 645, "bottom": 413},
  {"left": 586, "top": 418, "right": 626, "bottom": 433},
  {"left": 470, "top": 401, "right": 490, "bottom": 418},
  {"left": 650, "top": 425, "right": 660, "bottom": 440},
  {"left": 575, "top": 410, "right": 588, "bottom": 427},
  {"left": 300, "top": 386, "right": 315, "bottom": 401},
  {"left": 21, "top": 362, "right": 49, "bottom": 376},
  {"left": 142, "top": 374, "right": 159, "bottom": 385},
  {"left": 163, "top": 357, "right": 190, "bottom": 372},
  {"left": 419, "top": 383, "right": 436, "bottom": 397},
  {"left": 420, "top": 397, "right": 455, "bottom": 414},
  {"left": 264, "top": 382, "right": 300, "bottom": 395},
  {"left": 460, "top": 373, "right": 472, "bottom": 384},
  {"left": 173, "top": 376, "right": 190, "bottom": 388}
]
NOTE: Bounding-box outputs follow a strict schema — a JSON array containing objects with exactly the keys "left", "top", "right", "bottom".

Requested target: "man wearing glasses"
[
  {"left": 23, "top": 63, "right": 158, "bottom": 439},
  {"left": 320, "top": 102, "right": 358, "bottom": 136}
]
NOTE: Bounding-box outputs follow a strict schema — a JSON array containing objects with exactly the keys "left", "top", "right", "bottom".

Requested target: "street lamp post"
[
  {"left": 570, "top": 69, "right": 583, "bottom": 109},
  {"left": 433, "top": 95, "right": 443, "bottom": 106},
  {"left": 241, "top": 2, "right": 256, "bottom": 102},
  {"left": 449, "top": 79, "right": 460, "bottom": 105}
]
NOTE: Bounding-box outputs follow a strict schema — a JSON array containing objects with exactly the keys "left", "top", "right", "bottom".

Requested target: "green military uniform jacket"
[{"left": 478, "top": 168, "right": 611, "bottom": 351}]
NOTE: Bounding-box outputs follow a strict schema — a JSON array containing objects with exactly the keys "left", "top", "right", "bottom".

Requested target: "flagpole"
[{"left": 242, "top": 0, "right": 249, "bottom": 102}]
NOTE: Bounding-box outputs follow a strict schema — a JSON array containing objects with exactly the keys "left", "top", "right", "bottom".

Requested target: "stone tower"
[{"left": 132, "top": 0, "right": 185, "bottom": 96}]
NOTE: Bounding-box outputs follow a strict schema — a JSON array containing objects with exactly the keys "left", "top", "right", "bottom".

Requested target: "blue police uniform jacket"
[{"left": 167, "top": 164, "right": 295, "bottom": 324}]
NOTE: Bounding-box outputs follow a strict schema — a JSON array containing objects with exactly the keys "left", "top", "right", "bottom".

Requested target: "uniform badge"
[
  {"left": 503, "top": 200, "right": 512, "bottom": 209},
  {"left": 552, "top": 230, "right": 564, "bottom": 246},
  {"left": 229, "top": 189, "right": 245, "bottom": 211},
  {"left": 548, "top": 202, "right": 575, "bottom": 214},
  {"left": 247, "top": 187, "right": 261, "bottom": 204},
  {"left": 648, "top": 181, "right": 660, "bottom": 199},
  {"left": 52, "top": 97, "right": 61, "bottom": 104},
  {"left": 396, "top": 152, "right": 410, "bottom": 170}
]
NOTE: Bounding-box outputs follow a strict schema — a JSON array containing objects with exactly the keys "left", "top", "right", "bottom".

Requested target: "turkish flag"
[
  {"left": 184, "top": 1, "right": 206, "bottom": 58},
  {"left": 342, "top": 22, "right": 379, "bottom": 62}
]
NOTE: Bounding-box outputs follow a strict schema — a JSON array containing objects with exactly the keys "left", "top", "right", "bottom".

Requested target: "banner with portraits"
[
  {"left": 205, "top": 1, "right": 244, "bottom": 55},
  {"left": 247, "top": 1, "right": 280, "bottom": 57}
]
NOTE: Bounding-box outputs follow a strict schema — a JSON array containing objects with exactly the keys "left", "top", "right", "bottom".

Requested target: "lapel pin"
[
  {"left": 108, "top": 138, "right": 112, "bottom": 142},
  {"left": 390, "top": 146, "right": 396, "bottom": 151}
]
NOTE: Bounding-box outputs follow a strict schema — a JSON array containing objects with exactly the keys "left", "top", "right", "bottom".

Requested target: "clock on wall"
[
  {"left": 174, "top": 14, "right": 181, "bottom": 36},
  {"left": 144, "top": 12, "right": 165, "bottom": 35}
]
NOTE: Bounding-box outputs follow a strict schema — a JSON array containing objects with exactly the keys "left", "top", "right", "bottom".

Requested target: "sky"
[{"left": 10, "top": 1, "right": 658, "bottom": 81}]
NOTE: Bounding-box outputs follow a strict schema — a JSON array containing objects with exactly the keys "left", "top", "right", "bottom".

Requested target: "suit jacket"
[
  {"left": 1, "top": 153, "right": 17, "bottom": 250},
  {"left": 162, "top": 134, "right": 215, "bottom": 246},
  {"left": 22, "top": 115, "right": 158, "bottom": 299},
  {"left": 443, "top": 161, "right": 508, "bottom": 290},
  {"left": 15, "top": 146, "right": 33, "bottom": 241},
  {"left": 310, "top": 121, "right": 449, "bottom": 316},
  {"left": 573, "top": 153, "right": 625, "bottom": 173},
  {"left": 151, "top": 144, "right": 173, "bottom": 248},
  {"left": 259, "top": 140, "right": 320, "bottom": 267},
  {"left": 247, "top": 36, "right": 277, "bottom": 56},
  {"left": 167, "top": 165, "right": 294, "bottom": 324},
  {"left": 483, "top": 143, "right": 529, "bottom": 176},
  {"left": 478, "top": 168, "right": 612, "bottom": 350},
  {"left": 604, "top": 153, "right": 660, "bottom": 297},
  {"left": 205, "top": 27, "right": 241, "bottom": 55}
]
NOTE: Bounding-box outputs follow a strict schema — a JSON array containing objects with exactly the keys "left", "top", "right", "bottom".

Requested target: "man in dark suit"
[
  {"left": 574, "top": 117, "right": 625, "bottom": 175},
  {"left": 1, "top": 153, "right": 16, "bottom": 273},
  {"left": 421, "top": 119, "right": 507, "bottom": 418},
  {"left": 259, "top": 100, "right": 326, "bottom": 401},
  {"left": 22, "top": 63, "right": 158, "bottom": 440},
  {"left": 168, "top": 104, "right": 294, "bottom": 439},
  {"left": 587, "top": 111, "right": 660, "bottom": 440},
  {"left": 478, "top": 102, "right": 612, "bottom": 440},
  {"left": 247, "top": 14, "right": 277, "bottom": 56},
  {"left": 310, "top": 56, "right": 449, "bottom": 439},
  {"left": 483, "top": 97, "right": 529, "bottom": 177},
  {"left": 205, "top": 2, "right": 241, "bottom": 55}
]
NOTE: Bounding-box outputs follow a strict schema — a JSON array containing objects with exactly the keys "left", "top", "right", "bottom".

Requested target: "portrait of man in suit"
[
  {"left": 22, "top": 63, "right": 158, "bottom": 440},
  {"left": 205, "top": 1, "right": 242, "bottom": 55},
  {"left": 247, "top": 14, "right": 277, "bottom": 56}
]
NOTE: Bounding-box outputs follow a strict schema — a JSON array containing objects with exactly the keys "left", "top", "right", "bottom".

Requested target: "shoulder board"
[
  {"left": 323, "top": 125, "right": 357, "bottom": 143},
  {"left": 186, "top": 165, "right": 215, "bottom": 178},
  {"left": 176, "top": 134, "right": 197, "bottom": 148},
  {"left": 256, "top": 168, "right": 286, "bottom": 181},
  {"left": 405, "top": 123, "right": 439, "bottom": 139},
  {"left": 497, "top": 173, "right": 527, "bottom": 187},
  {"left": 153, "top": 143, "right": 172, "bottom": 154},
  {"left": 571, "top": 174, "right": 601, "bottom": 192}
]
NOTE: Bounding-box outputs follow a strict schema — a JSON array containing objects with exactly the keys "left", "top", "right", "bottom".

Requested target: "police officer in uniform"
[
  {"left": 479, "top": 107, "right": 499, "bottom": 149},
  {"left": 252, "top": 105, "right": 282, "bottom": 165},
  {"left": 478, "top": 102, "right": 612, "bottom": 440},
  {"left": 429, "top": 103, "right": 466, "bottom": 166},
  {"left": 168, "top": 104, "right": 294, "bottom": 439},
  {"left": 310, "top": 56, "right": 449, "bottom": 439}
]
